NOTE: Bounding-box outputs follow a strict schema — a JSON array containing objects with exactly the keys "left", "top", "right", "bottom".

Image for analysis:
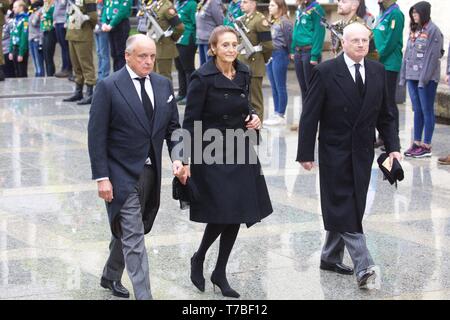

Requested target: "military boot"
[
  {"left": 63, "top": 83, "right": 84, "bottom": 102},
  {"left": 77, "top": 84, "right": 94, "bottom": 105}
]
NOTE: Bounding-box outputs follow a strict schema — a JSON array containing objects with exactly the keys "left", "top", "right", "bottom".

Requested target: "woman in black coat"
[{"left": 180, "top": 26, "right": 273, "bottom": 298}]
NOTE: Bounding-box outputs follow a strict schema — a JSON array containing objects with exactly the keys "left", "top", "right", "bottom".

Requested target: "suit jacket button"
[
  {"left": 240, "top": 93, "right": 246, "bottom": 98},
  {"left": 224, "top": 94, "right": 229, "bottom": 99}
]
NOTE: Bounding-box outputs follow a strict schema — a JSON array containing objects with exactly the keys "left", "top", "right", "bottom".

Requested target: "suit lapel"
[
  {"left": 114, "top": 68, "right": 152, "bottom": 135},
  {"left": 333, "top": 55, "right": 362, "bottom": 112},
  {"left": 149, "top": 73, "right": 165, "bottom": 139}
]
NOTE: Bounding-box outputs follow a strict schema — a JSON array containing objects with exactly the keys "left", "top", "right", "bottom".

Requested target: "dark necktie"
[
  {"left": 136, "top": 77, "right": 153, "bottom": 121},
  {"left": 354, "top": 63, "right": 364, "bottom": 98}
]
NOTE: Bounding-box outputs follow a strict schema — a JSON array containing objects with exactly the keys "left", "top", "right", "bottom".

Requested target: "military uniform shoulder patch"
[
  {"left": 168, "top": 7, "right": 176, "bottom": 15},
  {"left": 262, "top": 19, "right": 269, "bottom": 27}
]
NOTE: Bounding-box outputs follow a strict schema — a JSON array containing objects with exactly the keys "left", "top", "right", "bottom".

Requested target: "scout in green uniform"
[
  {"left": 223, "top": 0, "right": 243, "bottom": 28},
  {"left": 9, "top": 1, "right": 29, "bottom": 78},
  {"left": 238, "top": 0, "right": 273, "bottom": 123},
  {"left": 373, "top": 0, "right": 404, "bottom": 146},
  {"left": 174, "top": 0, "right": 196, "bottom": 103},
  {"left": 290, "top": 0, "right": 325, "bottom": 130},
  {"left": 63, "top": 0, "right": 98, "bottom": 105},
  {"left": 41, "top": 0, "right": 56, "bottom": 76},
  {"left": 102, "top": 0, "right": 132, "bottom": 71},
  {"left": 142, "top": 0, "right": 184, "bottom": 81},
  {"left": 331, "top": 0, "right": 377, "bottom": 60},
  {"left": 0, "top": 0, "right": 10, "bottom": 80}
]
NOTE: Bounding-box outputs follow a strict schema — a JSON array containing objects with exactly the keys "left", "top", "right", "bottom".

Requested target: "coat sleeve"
[
  {"left": 164, "top": 78, "right": 182, "bottom": 161},
  {"left": 296, "top": 66, "right": 325, "bottom": 162},
  {"left": 88, "top": 80, "right": 112, "bottom": 180},
  {"left": 109, "top": 0, "right": 131, "bottom": 28},
  {"left": 419, "top": 27, "right": 443, "bottom": 88},
  {"left": 182, "top": 74, "right": 207, "bottom": 164},
  {"left": 210, "top": 0, "right": 224, "bottom": 26},
  {"left": 310, "top": 6, "right": 325, "bottom": 63},
  {"left": 376, "top": 68, "right": 400, "bottom": 153}
]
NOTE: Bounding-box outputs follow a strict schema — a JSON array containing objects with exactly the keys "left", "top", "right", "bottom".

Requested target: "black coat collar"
[{"left": 197, "top": 58, "right": 250, "bottom": 77}]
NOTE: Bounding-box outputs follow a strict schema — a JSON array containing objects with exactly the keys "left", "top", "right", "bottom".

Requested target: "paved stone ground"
[{"left": 1, "top": 71, "right": 450, "bottom": 300}]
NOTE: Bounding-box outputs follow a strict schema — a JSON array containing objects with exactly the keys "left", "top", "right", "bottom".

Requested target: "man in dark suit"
[
  {"left": 296, "top": 23, "right": 402, "bottom": 289},
  {"left": 88, "top": 34, "right": 185, "bottom": 299}
]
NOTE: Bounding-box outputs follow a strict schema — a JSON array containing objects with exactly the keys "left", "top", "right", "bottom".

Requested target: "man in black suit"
[
  {"left": 88, "top": 34, "right": 185, "bottom": 299},
  {"left": 296, "top": 23, "right": 402, "bottom": 289}
]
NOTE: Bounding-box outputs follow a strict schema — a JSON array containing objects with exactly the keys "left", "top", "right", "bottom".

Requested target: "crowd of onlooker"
[{"left": 0, "top": 0, "right": 449, "bottom": 164}]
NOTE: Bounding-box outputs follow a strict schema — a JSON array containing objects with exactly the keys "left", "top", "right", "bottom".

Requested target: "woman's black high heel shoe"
[
  {"left": 190, "top": 252, "right": 205, "bottom": 292},
  {"left": 210, "top": 270, "right": 240, "bottom": 298}
]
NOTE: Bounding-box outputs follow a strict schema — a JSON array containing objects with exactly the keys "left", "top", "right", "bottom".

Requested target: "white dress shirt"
[
  {"left": 96, "top": 66, "right": 155, "bottom": 182},
  {"left": 126, "top": 65, "right": 155, "bottom": 107},
  {"left": 343, "top": 53, "right": 366, "bottom": 84}
]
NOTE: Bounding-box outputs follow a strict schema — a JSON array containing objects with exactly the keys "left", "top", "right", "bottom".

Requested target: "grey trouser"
[
  {"left": 321, "top": 231, "right": 374, "bottom": 276},
  {"left": 102, "top": 166, "right": 155, "bottom": 300}
]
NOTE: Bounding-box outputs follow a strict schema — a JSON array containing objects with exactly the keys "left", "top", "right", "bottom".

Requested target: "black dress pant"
[
  {"left": 12, "top": 46, "right": 28, "bottom": 78},
  {"left": 174, "top": 38, "right": 196, "bottom": 97},
  {"left": 108, "top": 18, "right": 130, "bottom": 71},
  {"left": 3, "top": 54, "right": 16, "bottom": 77},
  {"left": 43, "top": 29, "right": 57, "bottom": 76}
]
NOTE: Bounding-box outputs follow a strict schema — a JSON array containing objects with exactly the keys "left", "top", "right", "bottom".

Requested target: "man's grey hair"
[
  {"left": 342, "top": 22, "right": 370, "bottom": 41},
  {"left": 125, "top": 34, "right": 155, "bottom": 53}
]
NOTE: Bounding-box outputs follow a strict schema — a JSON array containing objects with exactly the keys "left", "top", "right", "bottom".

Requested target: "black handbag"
[
  {"left": 376, "top": 153, "right": 404, "bottom": 188},
  {"left": 172, "top": 176, "right": 200, "bottom": 210}
]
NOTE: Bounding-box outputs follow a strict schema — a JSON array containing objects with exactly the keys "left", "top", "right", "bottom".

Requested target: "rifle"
[
  {"left": 319, "top": 17, "right": 343, "bottom": 56},
  {"left": 66, "top": 0, "right": 90, "bottom": 30},
  {"left": 227, "top": 12, "right": 262, "bottom": 59},
  {"left": 138, "top": 1, "right": 173, "bottom": 42}
]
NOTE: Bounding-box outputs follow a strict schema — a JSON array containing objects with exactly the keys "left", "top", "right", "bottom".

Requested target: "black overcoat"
[
  {"left": 182, "top": 59, "right": 273, "bottom": 226},
  {"left": 296, "top": 55, "right": 400, "bottom": 233}
]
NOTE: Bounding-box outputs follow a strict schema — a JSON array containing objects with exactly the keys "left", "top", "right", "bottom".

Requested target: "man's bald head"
[
  {"left": 125, "top": 34, "right": 155, "bottom": 54},
  {"left": 343, "top": 22, "right": 371, "bottom": 41},
  {"left": 342, "top": 22, "right": 370, "bottom": 62}
]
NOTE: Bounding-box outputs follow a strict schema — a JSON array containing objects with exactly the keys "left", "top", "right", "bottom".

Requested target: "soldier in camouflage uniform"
[
  {"left": 0, "top": 0, "right": 10, "bottom": 80},
  {"left": 63, "top": 0, "right": 98, "bottom": 105},
  {"left": 238, "top": 0, "right": 273, "bottom": 123},
  {"left": 142, "top": 0, "right": 184, "bottom": 81}
]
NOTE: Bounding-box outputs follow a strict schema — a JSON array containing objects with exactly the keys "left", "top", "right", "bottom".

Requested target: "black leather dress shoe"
[
  {"left": 320, "top": 261, "right": 354, "bottom": 275},
  {"left": 357, "top": 269, "right": 376, "bottom": 289},
  {"left": 100, "top": 277, "right": 130, "bottom": 298}
]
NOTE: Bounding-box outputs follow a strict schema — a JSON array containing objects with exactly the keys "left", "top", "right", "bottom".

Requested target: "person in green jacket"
[
  {"left": 41, "top": 0, "right": 56, "bottom": 76},
  {"left": 174, "top": 0, "right": 196, "bottom": 104},
  {"left": 290, "top": 0, "right": 325, "bottom": 130},
  {"left": 223, "top": 0, "right": 243, "bottom": 28},
  {"left": 9, "top": 0, "right": 29, "bottom": 78},
  {"left": 102, "top": 0, "right": 132, "bottom": 71},
  {"left": 373, "top": 0, "right": 404, "bottom": 148}
]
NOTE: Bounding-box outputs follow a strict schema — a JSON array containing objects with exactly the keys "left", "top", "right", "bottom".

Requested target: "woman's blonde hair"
[{"left": 207, "top": 26, "right": 239, "bottom": 57}]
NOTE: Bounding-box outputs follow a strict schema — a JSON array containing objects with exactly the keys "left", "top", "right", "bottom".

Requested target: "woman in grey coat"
[{"left": 399, "top": 1, "right": 443, "bottom": 159}]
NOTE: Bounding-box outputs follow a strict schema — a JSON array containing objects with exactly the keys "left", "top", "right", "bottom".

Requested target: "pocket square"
[{"left": 167, "top": 95, "right": 173, "bottom": 103}]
